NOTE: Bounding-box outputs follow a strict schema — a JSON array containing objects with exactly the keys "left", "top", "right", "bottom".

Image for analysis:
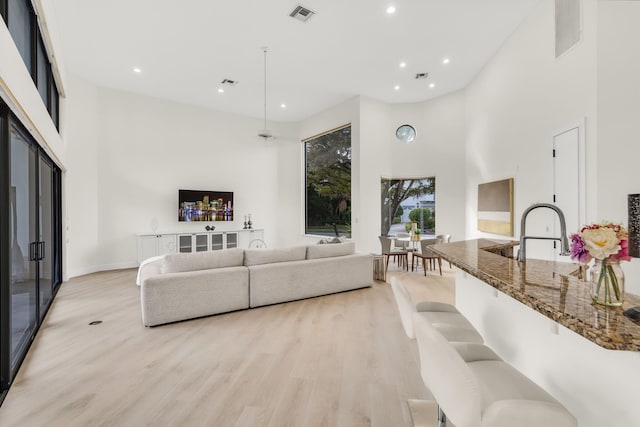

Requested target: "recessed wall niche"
[{"left": 555, "top": 0, "right": 581, "bottom": 57}]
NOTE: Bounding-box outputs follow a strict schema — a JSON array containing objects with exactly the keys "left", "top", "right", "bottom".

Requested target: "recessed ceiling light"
[
  {"left": 399, "top": 62, "right": 406, "bottom": 68},
  {"left": 133, "top": 67, "right": 142, "bottom": 73},
  {"left": 394, "top": 85, "right": 400, "bottom": 91},
  {"left": 386, "top": 6, "right": 396, "bottom": 14},
  {"left": 442, "top": 58, "right": 450, "bottom": 64},
  {"left": 280, "top": 103, "right": 287, "bottom": 109},
  {"left": 429, "top": 83, "right": 435, "bottom": 89},
  {"left": 217, "top": 88, "right": 224, "bottom": 93}
]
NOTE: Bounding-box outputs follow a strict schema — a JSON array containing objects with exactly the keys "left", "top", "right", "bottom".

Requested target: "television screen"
[{"left": 178, "top": 190, "right": 234, "bottom": 222}]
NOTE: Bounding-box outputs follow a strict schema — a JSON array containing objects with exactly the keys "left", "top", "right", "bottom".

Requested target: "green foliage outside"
[
  {"left": 409, "top": 208, "right": 435, "bottom": 232},
  {"left": 305, "top": 126, "right": 351, "bottom": 237}
]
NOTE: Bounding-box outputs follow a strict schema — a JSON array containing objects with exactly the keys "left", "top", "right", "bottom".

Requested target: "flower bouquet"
[{"left": 570, "top": 222, "right": 630, "bottom": 306}]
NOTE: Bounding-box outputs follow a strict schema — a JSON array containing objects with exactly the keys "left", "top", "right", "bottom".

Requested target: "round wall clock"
[{"left": 396, "top": 124, "right": 416, "bottom": 143}]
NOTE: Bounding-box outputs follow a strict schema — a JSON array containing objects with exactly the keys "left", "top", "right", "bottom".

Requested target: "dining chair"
[
  {"left": 412, "top": 238, "right": 442, "bottom": 276},
  {"left": 394, "top": 232, "right": 411, "bottom": 251},
  {"left": 379, "top": 236, "right": 408, "bottom": 274}
]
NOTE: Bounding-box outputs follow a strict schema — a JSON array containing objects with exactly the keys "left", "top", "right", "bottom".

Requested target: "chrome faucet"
[{"left": 517, "top": 203, "right": 570, "bottom": 262}]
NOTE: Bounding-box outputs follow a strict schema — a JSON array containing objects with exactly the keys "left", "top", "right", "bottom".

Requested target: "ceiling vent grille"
[
  {"left": 289, "top": 5, "right": 316, "bottom": 22},
  {"left": 415, "top": 72, "right": 429, "bottom": 80},
  {"left": 221, "top": 78, "right": 238, "bottom": 86}
]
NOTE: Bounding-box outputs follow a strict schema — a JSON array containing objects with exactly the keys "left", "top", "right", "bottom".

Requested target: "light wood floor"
[{"left": 0, "top": 262, "right": 456, "bottom": 427}]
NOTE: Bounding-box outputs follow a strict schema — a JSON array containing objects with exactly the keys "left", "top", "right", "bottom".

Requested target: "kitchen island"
[{"left": 431, "top": 239, "right": 640, "bottom": 427}]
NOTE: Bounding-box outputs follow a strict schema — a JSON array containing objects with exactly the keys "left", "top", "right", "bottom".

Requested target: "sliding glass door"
[
  {"left": 38, "top": 156, "right": 55, "bottom": 318},
  {"left": 0, "top": 104, "right": 62, "bottom": 394},
  {"left": 8, "top": 125, "right": 38, "bottom": 378}
]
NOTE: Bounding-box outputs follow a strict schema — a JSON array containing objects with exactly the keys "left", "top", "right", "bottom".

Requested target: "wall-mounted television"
[{"left": 178, "top": 190, "right": 234, "bottom": 222}]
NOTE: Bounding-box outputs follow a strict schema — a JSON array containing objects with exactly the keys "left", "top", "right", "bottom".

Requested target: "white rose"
[{"left": 581, "top": 227, "right": 620, "bottom": 260}]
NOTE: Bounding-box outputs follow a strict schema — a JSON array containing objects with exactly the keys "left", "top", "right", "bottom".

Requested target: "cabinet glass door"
[
  {"left": 179, "top": 235, "right": 193, "bottom": 253},
  {"left": 9, "top": 126, "right": 38, "bottom": 377},
  {"left": 210, "top": 234, "right": 223, "bottom": 250},
  {"left": 226, "top": 232, "right": 238, "bottom": 249},
  {"left": 195, "top": 234, "right": 208, "bottom": 252}
]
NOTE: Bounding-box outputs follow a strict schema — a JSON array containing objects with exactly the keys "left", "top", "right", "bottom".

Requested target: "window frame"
[
  {"left": 4, "top": 0, "right": 60, "bottom": 130},
  {"left": 36, "top": 32, "right": 50, "bottom": 107},
  {"left": 0, "top": 0, "right": 7, "bottom": 23},
  {"left": 303, "top": 124, "right": 352, "bottom": 238}
]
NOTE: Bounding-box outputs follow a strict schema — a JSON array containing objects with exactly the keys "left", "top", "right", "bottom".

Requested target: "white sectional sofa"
[{"left": 138, "top": 242, "right": 372, "bottom": 326}]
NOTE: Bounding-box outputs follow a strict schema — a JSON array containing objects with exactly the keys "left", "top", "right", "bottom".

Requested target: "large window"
[
  {"left": 3, "top": 0, "right": 60, "bottom": 129},
  {"left": 305, "top": 125, "right": 351, "bottom": 238},
  {"left": 381, "top": 177, "right": 435, "bottom": 236},
  {"left": 7, "top": 0, "right": 33, "bottom": 75}
]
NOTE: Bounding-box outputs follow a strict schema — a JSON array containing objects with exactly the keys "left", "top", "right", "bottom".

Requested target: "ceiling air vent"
[
  {"left": 221, "top": 78, "right": 238, "bottom": 86},
  {"left": 289, "top": 5, "right": 316, "bottom": 22},
  {"left": 415, "top": 72, "right": 429, "bottom": 80}
]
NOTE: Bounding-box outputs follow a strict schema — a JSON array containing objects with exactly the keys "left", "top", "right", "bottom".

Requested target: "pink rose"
[{"left": 612, "top": 239, "right": 632, "bottom": 262}]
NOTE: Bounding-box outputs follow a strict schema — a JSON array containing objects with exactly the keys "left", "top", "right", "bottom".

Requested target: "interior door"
[{"left": 553, "top": 120, "right": 586, "bottom": 260}]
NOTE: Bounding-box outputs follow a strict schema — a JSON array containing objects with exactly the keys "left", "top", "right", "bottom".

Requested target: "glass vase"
[{"left": 590, "top": 258, "right": 625, "bottom": 307}]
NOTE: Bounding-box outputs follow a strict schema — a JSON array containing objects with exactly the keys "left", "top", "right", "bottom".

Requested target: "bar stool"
[
  {"left": 413, "top": 313, "right": 578, "bottom": 427},
  {"left": 390, "top": 279, "right": 483, "bottom": 343}
]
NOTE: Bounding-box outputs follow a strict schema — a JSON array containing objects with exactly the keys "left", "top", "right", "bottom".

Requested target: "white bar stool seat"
[
  {"left": 413, "top": 313, "right": 578, "bottom": 427},
  {"left": 390, "top": 279, "right": 483, "bottom": 344}
]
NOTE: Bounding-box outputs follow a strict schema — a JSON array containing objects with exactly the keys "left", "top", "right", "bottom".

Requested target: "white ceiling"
[{"left": 51, "top": 0, "right": 539, "bottom": 123}]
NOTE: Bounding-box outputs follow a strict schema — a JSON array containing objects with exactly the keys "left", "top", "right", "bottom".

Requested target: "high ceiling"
[{"left": 51, "top": 0, "right": 539, "bottom": 123}]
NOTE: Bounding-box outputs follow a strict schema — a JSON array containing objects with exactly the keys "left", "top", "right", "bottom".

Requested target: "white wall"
[
  {"left": 596, "top": 1, "right": 640, "bottom": 294},
  {"left": 464, "top": 0, "right": 598, "bottom": 258},
  {"left": 62, "top": 76, "right": 99, "bottom": 277},
  {"left": 389, "top": 91, "right": 467, "bottom": 242},
  {"left": 357, "top": 96, "right": 392, "bottom": 252},
  {"left": 63, "top": 76, "right": 297, "bottom": 277}
]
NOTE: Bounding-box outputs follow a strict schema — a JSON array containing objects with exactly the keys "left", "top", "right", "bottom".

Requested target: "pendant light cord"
[{"left": 263, "top": 47, "right": 268, "bottom": 131}]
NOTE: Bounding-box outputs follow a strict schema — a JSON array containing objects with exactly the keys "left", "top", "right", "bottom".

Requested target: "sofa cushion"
[
  {"left": 306, "top": 241, "right": 355, "bottom": 259},
  {"left": 244, "top": 246, "right": 307, "bottom": 266},
  {"left": 162, "top": 248, "right": 244, "bottom": 274}
]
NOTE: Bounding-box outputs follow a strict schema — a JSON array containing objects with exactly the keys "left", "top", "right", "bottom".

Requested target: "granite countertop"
[{"left": 431, "top": 239, "right": 640, "bottom": 352}]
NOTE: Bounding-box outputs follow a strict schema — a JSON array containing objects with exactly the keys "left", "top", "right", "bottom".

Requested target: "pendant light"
[{"left": 258, "top": 46, "right": 273, "bottom": 140}]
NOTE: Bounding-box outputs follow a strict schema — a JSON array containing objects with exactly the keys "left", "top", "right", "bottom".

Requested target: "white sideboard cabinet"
[
  {"left": 137, "top": 229, "right": 264, "bottom": 264},
  {"left": 238, "top": 229, "right": 265, "bottom": 248},
  {"left": 137, "top": 234, "right": 178, "bottom": 263}
]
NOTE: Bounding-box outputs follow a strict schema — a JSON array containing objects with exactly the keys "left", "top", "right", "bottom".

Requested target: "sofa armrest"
[{"left": 136, "top": 255, "right": 164, "bottom": 286}]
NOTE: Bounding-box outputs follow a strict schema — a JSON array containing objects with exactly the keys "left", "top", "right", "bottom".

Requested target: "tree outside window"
[
  {"left": 381, "top": 177, "right": 435, "bottom": 236},
  {"left": 305, "top": 125, "right": 351, "bottom": 238}
]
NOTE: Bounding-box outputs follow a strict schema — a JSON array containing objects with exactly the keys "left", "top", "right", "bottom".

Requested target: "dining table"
[
  {"left": 395, "top": 234, "right": 436, "bottom": 251},
  {"left": 395, "top": 235, "right": 438, "bottom": 272}
]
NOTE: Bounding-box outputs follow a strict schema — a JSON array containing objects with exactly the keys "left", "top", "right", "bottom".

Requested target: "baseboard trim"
[{"left": 66, "top": 261, "right": 138, "bottom": 280}]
